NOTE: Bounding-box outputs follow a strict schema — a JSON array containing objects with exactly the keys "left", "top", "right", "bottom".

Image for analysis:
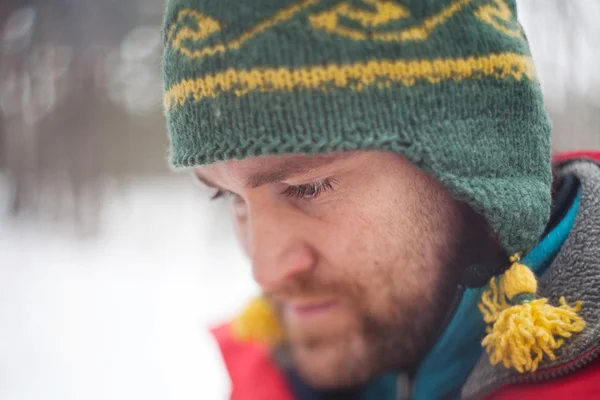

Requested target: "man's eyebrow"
[
  {"left": 193, "top": 171, "right": 219, "bottom": 189},
  {"left": 193, "top": 154, "right": 344, "bottom": 190},
  {"left": 245, "top": 156, "right": 340, "bottom": 188}
]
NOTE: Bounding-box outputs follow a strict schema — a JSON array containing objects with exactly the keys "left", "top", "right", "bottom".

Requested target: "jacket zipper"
[
  {"left": 396, "top": 372, "right": 411, "bottom": 400},
  {"left": 467, "top": 345, "right": 600, "bottom": 400}
]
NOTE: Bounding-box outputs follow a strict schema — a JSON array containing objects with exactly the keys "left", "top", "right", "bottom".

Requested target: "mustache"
[{"left": 264, "top": 276, "right": 360, "bottom": 302}]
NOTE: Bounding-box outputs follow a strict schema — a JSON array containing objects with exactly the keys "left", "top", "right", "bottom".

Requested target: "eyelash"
[
  {"left": 210, "top": 179, "right": 336, "bottom": 201},
  {"left": 281, "top": 178, "right": 336, "bottom": 199},
  {"left": 211, "top": 190, "right": 231, "bottom": 201}
]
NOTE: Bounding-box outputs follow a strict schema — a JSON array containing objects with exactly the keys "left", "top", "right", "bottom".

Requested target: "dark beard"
[
  {"left": 355, "top": 249, "right": 464, "bottom": 377},
  {"left": 276, "top": 203, "right": 505, "bottom": 388},
  {"left": 357, "top": 203, "right": 507, "bottom": 378},
  {"left": 274, "top": 259, "right": 463, "bottom": 389}
]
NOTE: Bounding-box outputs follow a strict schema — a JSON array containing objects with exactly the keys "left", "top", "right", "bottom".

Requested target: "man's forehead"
[{"left": 195, "top": 152, "right": 353, "bottom": 188}]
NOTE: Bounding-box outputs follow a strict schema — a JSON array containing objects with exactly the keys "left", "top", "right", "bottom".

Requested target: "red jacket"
[
  {"left": 212, "top": 323, "right": 600, "bottom": 400},
  {"left": 211, "top": 151, "right": 600, "bottom": 400},
  {"left": 212, "top": 324, "right": 293, "bottom": 400}
]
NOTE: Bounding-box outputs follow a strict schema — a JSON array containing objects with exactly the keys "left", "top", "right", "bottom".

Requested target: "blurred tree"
[
  {"left": 0, "top": 0, "right": 164, "bottom": 232},
  {"left": 519, "top": 0, "right": 600, "bottom": 150},
  {"left": 0, "top": 0, "right": 598, "bottom": 233}
]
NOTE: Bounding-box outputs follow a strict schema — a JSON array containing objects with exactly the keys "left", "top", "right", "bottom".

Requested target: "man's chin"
[{"left": 290, "top": 339, "right": 376, "bottom": 390}]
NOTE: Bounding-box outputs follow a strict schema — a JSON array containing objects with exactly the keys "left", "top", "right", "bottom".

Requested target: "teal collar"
[{"left": 410, "top": 188, "right": 582, "bottom": 400}]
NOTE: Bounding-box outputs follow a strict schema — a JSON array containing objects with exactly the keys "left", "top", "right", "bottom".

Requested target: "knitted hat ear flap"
[{"left": 478, "top": 254, "right": 585, "bottom": 373}]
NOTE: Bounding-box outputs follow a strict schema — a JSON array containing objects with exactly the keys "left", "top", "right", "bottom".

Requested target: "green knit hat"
[{"left": 161, "top": 0, "right": 552, "bottom": 256}]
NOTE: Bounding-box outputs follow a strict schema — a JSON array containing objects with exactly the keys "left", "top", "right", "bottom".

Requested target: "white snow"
[{"left": 0, "top": 177, "right": 254, "bottom": 400}]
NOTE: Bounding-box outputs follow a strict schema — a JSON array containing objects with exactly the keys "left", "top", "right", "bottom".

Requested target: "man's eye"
[
  {"left": 281, "top": 178, "right": 336, "bottom": 199},
  {"left": 210, "top": 190, "right": 234, "bottom": 201}
]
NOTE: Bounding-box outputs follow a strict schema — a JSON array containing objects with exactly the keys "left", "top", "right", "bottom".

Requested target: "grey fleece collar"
[{"left": 462, "top": 159, "right": 600, "bottom": 399}]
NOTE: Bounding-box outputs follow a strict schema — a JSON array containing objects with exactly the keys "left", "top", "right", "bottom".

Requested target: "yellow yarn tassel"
[
  {"left": 231, "top": 296, "right": 284, "bottom": 346},
  {"left": 479, "top": 254, "right": 586, "bottom": 373}
]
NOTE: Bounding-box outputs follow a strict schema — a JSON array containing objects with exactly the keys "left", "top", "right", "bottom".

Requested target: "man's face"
[{"left": 195, "top": 151, "right": 472, "bottom": 388}]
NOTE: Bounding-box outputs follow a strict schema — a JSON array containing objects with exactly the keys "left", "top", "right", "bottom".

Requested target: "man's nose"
[{"left": 246, "top": 203, "right": 317, "bottom": 292}]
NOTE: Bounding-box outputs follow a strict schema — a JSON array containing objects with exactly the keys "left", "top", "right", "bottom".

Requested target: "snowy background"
[
  {"left": 1, "top": 1, "right": 599, "bottom": 400},
  {"left": 0, "top": 176, "right": 252, "bottom": 399}
]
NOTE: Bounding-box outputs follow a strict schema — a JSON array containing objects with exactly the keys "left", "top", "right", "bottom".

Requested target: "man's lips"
[{"left": 283, "top": 300, "right": 339, "bottom": 318}]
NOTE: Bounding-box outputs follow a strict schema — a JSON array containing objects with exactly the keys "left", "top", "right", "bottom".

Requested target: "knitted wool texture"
[{"left": 162, "top": 0, "right": 552, "bottom": 255}]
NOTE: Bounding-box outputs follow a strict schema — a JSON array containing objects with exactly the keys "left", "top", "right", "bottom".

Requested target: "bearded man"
[{"left": 161, "top": 1, "right": 600, "bottom": 398}]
